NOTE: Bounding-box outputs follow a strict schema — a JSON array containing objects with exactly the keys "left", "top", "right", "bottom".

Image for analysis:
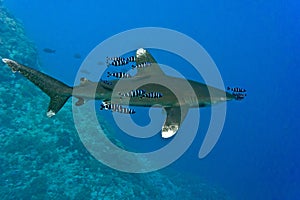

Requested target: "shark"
[{"left": 1, "top": 48, "right": 245, "bottom": 138}]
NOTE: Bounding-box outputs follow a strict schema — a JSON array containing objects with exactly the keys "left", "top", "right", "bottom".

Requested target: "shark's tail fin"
[{"left": 2, "top": 58, "right": 73, "bottom": 117}]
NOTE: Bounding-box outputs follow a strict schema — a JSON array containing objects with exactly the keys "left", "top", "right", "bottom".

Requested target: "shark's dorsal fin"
[
  {"left": 135, "top": 48, "right": 165, "bottom": 77},
  {"left": 162, "top": 106, "right": 189, "bottom": 138}
]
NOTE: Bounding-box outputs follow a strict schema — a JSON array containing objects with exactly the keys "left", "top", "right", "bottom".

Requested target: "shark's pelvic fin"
[
  {"left": 162, "top": 106, "right": 189, "bottom": 138},
  {"left": 135, "top": 48, "right": 165, "bottom": 77},
  {"left": 2, "top": 58, "right": 73, "bottom": 117}
]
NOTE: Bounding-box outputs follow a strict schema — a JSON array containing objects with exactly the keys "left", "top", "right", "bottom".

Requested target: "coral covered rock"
[{"left": 0, "top": 4, "right": 38, "bottom": 67}]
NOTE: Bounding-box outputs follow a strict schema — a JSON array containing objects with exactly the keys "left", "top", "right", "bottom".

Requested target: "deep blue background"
[{"left": 4, "top": 0, "right": 299, "bottom": 199}]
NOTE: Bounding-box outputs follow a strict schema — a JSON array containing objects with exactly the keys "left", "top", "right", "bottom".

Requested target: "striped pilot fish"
[
  {"left": 226, "top": 86, "right": 247, "bottom": 101},
  {"left": 232, "top": 92, "right": 247, "bottom": 101},
  {"left": 142, "top": 92, "right": 163, "bottom": 98},
  {"left": 131, "top": 62, "right": 151, "bottom": 69},
  {"left": 107, "top": 72, "right": 131, "bottom": 78},
  {"left": 119, "top": 107, "right": 136, "bottom": 114},
  {"left": 106, "top": 56, "right": 135, "bottom": 67},
  {"left": 106, "top": 57, "right": 125, "bottom": 67},
  {"left": 111, "top": 60, "right": 128, "bottom": 66},
  {"left": 106, "top": 56, "right": 125, "bottom": 62},
  {"left": 126, "top": 56, "right": 136, "bottom": 62},
  {"left": 107, "top": 56, "right": 135, "bottom": 62},
  {"left": 227, "top": 87, "right": 247, "bottom": 93},
  {"left": 118, "top": 89, "right": 146, "bottom": 97},
  {"left": 100, "top": 102, "right": 136, "bottom": 114},
  {"left": 100, "top": 102, "right": 122, "bottom": 111}
]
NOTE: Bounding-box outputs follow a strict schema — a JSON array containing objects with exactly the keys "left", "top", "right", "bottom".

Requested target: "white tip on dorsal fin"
[
  {"left": 136, "top": 48, "right": 147, "bottom": 58},
  {"left": 135, "top": 48, "right": 165, "bottom": 77}
]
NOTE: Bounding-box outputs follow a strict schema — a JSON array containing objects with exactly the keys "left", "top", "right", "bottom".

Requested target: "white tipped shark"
[{"left": 2, "top": 48, "right": 245, "bottom": 138}]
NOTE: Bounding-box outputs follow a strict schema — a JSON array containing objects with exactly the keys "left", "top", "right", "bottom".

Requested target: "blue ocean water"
[{"left": 2, "top": 0, "right": 299, "bottom": 199}]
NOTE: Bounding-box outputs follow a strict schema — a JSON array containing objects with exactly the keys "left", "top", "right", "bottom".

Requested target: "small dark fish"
[
  {"left": 132, "top": 62, "right": 151, "bottom": 69},
  {"left": 73, "top": 53, "right": 82, "bottom": 59},
  {"left": 107, "top": 72, "right": 131, "bottom": 79},
  {"left": 43, "top": 48, "right": 56, "bottom": 53},
  {"left": 142, "top": 92, "right": 163, "bottom": 98},
  {"left": 126, "top": 56, "right": 136, "bottom": 62},
  {"left": 119, "top": 89, "right": 146, "bottom": 97}
]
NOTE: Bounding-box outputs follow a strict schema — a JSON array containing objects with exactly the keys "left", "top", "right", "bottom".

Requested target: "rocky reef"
[
  {"left": 0, "top": 78, "right": 231, "bottom": 199},
  {"left": 0, "top": 2, "right": 38, "bottom": 67},
  {"left": 0, "top": 3, "right": 231, "bottom": 199}
]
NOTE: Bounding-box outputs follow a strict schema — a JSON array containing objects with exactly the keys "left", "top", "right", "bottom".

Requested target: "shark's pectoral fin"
[
  {"left": 162, "top": 106, "right": 189, "bottom": 138},
  {"left": 47, "top": 95, "right": 71, "bottom": 117}
]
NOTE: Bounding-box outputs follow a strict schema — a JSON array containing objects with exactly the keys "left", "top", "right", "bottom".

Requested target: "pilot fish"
[
  {"left": 106, "top": 56, "right": 125, "bottom": 62},
  {"left": 119, "top": 107, "right": 136, "bottom": 114},
  {"left": 232, "top": 92, "right": 247, "bottom": 101},
  {"left": 100, "top": 102, "right": 122, "bottom": 111},
  {"left": 111, "top": 60, "right": 128, "bottom": 66},
  {"left": 107, "top": 56, "right": 135, "bottom": 62},
  {"left": 119, "top": 89, "right": 146, "bottom": 97},
  {"left": 126, "top": 56, "right": 136, "bottom": 62},
  {"left": 227, "top": 87, "right": 247, "bottom": 93},
  {"left": 142, "top": 92, "right": 163, "bottom": 98},
  {"left": 131, "top": 62, "right": 151, "bottom": 69},
  {"left": 106, "top": 57, "right": 126, "bottom": 67},
  {"left": 100, "top": 102, "right": 136, "bottom": 114},
  {"left": 227, "top": 86, "right": 247, "bottom": 100},
  {"left": 107, "top": 72, "right": 131, "bottom": 78}
]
